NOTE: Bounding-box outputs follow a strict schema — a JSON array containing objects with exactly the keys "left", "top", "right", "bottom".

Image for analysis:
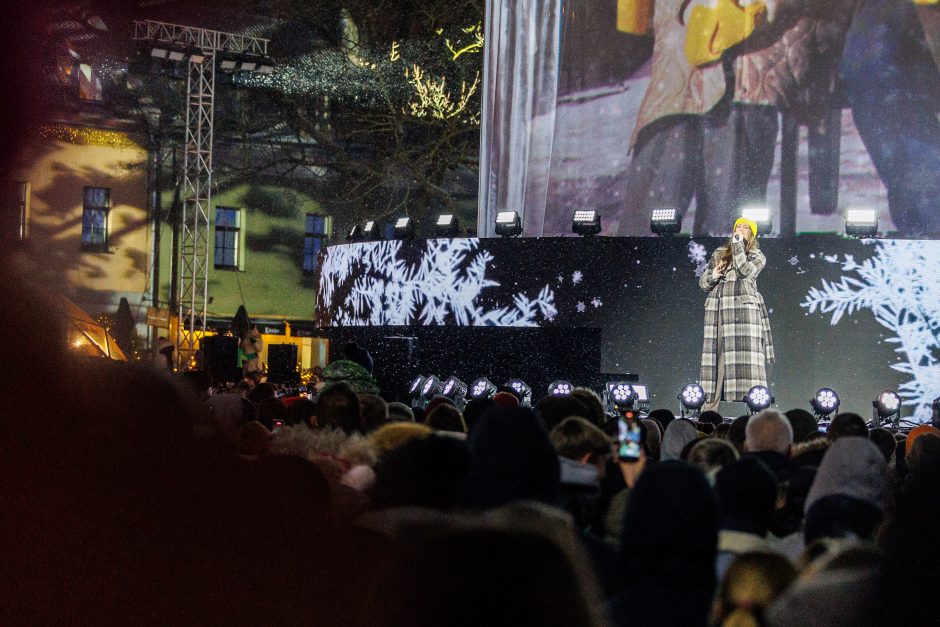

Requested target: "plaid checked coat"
[{"left": 699, "top": 239, "right": 775, "bottom": 404}]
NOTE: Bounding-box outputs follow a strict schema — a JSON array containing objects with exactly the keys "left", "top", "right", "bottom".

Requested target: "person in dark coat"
[
  {"left": 607, "top": 461, "right": 719, "bottom": 627},
  {"left": 699, "top": 217, "right": 775, "bottom": 412}
]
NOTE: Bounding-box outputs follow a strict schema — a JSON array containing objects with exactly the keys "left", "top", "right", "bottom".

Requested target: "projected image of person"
[
  {"left": 620, "top": 0, "right": 855, "bottom": 235},
  {"left": 699, "top": 217, "right": 775, "bottom": 412}
]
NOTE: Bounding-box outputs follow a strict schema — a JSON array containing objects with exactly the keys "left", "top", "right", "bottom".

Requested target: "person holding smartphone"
[{"left": 699, "top": 217, "right": 775, "bottom": 412}]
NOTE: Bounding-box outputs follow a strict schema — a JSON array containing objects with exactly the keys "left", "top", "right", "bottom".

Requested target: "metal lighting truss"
[{"left": 134, "top": 20, "right": 269, "bottom": 368}]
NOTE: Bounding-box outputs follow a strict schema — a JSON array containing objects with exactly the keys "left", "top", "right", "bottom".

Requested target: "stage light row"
[
  {"left": 408, "top": 375, "right": 906, "bottom": 426},
  {"left": 347, "top": 207, "right": 883, "bottom": 240}
]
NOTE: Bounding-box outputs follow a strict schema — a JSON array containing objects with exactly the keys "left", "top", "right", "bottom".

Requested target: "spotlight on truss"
[
  {"left": 744, "top": 385, "right": 774, "bottom": 414},
  {"left": 469, "top": 377, "right": 496, "bottom": 401},
  {"left": 679, "top": 383, "right": 706, "bottom": 417},
  {"left": 495, "top": 211, "right": 522, "bottom": 237},
  {"left": 435, "top": 213, "right": 459, "bottom": 237},
  {"left": 650, "top": 208, "right": 681, "bottom": 236},
  {"left": 740, "top": 207, "right": 772, "bottom": 235},
  {"left": 811, "top": 388, "right": 840, "bottom": 420},
  {"left": 548, "top": 380, "right": 574, "bottom": 396},
  {"left": 572, "top": 210, "right": 602, "bottom": 237},
  {"left": 845, "top": 208, "right": 878, "bottom": 238}
]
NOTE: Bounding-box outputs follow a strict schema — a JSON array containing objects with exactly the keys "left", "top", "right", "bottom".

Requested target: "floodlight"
[
  {"left": 420, "top": 375, "right": 442, "bottom": 399},
  {"left": 740, "top": 207, "right": 772, "bottom": 234},
  {"left": 168, "top": 49, "right": 186, "bottom": 62},
  {"left": 392, "top": 216, "right": 415, "bottom": 239},
  {"left": 679, "top": 383, "right": 706, "bottom": 416},
  {"left": 362, "top": 220, "right": 383, "bottom": 240},
  {"left": 548, "top": 380, "right": 574, "bottom": 396},
  {"left": 408, "top": 375, "right": 426, "bottom": 396},
  {"left": 469, "top": 377, "right": 496, "bottom": 400},
  {"left": 347, "top": 224, "right": 363, "bottom": 240},
  {"left": 744, "top": 385, "right": 774, "bottom": 414},
  {"left": 811, "top": 388, "right": 840, "bottom": 419},
  {"left": 257, "top": 59, "right": 275, "bottom": 74},
  {"left": 874, "top": 389, "right": 902, "bottom": 425},
  {"left": 189, "top": 49, "right": 206, "bottom": 64},
  {"left": 442, "top": 376, "right": 468, "bottom": 400},
  {"left": 435, "top": 213, "right": 459, "bottom": 237},
  {"left": 240, "top": 60, "right": 258, "bottom": 71},
  {"left": 150, "top": 47, "right": 168, "bottom": 59},
  {"left": 495, "top": 211, "right": 522, "bottom": 237},
  {"left": 607, "top": 382, "right": 636, "bottom": 413},
  {"left": 506, "top": 378, "right": 532, "bottom": 405},
  {"left": 650, "top": 208, "right": 681, "bottom": 236},
  {"left": 572, "top": 210, "right": 602, "bottom": 237},
  {"left": 845, "top": 208, "right": 878, "bottom": 238}
]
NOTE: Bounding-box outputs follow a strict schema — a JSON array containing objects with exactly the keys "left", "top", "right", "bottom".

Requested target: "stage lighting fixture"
[
  {"left": 362, "top": 220, "right": 383, "bottom": 240},
  {"left": 650, "top": 208, "right": 681, "bottom": 236},
  {"left": 845, "top": 208, "right": 878, "bottom": 238},
  {"left": 257, "top": 58, "right": 275, "bottom": 74},
  {"left": 811, "top": 388, "right": 840, "bottom": 419},
  {"left": 219, "top": 57, "right": 238, "bottom": 71},
  {"left": 548, "top": 380, "right": 574, "bottom": 396},
  {"left": 407, "top": 375, "right": 426, "bottom": 396},
  {"left": 874, "top": 389, "right": 902, "bottom": 426},
  {"left": 679, "top": 383, "right": 706, "bottom": 416},
  {"left": 189, "top": 49, "right": 206, "bottom": 64},
  {"left": 506, "top": 378, "right": 533, "bottom": 405},
  {"left": 469, "top": 377, "right": 496, "bottom": 400},
  {"left": 392, "top": 216, "right": 415, "bottom": 239},
  {"left": 745, "top": 385, "right": 774, "bottom": 414},
  {"left": 442, "top": 376, "right": 468, "bottom": 400},
  {"left": 421, "top": 375, "right": 442, "bottom": 399},
  {"left": 150, "top": 47, "right": 168, "bottom": 59},
  {"left": 240, "top": 59, "right": 258, "bottom": 71},
  {"left": 435, "top": 213, "right": 459, "bottom": 237},
  {"left": 572, "top": 210, "right": 602, "bottom": 236},
  {"left": 740, "top": 206, "right": 772, "bottom": 234},
  {"left": 607, "top": 382, "right": 636, "bottom": 413},
  {"left": 168, "top": 49, "right": 186, "bottom": 62},
  {"left": 347, "top": 224, "right": 363, "bottom": 240},
  {"left": 495, "top": 211, "right": 523, "bottom": 237}
]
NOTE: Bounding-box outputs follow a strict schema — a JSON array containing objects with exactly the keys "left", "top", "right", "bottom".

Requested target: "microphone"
[{"left": 732, "top": 234, "right": 742, "bottom": 243}]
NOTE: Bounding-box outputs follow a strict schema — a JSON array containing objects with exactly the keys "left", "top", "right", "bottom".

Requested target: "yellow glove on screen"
[
  {"left": 685, "top": 0, "right": 767, "bottom": 66},
  {"left": 617, "top": 0, "right": 654, "bottom": 35}
]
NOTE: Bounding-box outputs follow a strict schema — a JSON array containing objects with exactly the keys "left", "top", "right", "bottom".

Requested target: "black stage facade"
[{"left": 315, "top": 236, "right": 940, "bottom": 421}]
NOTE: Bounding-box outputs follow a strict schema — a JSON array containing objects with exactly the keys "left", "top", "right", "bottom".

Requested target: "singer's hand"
[{"left": 732, "top": 234, "right": 742, "bottom": 243}]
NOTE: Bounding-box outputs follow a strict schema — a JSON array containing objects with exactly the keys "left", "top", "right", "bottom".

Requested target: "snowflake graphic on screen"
[
  {"left": 591, "top": 297, "right": 603, "bottom": 308},
  {"left": 688, "top": 241, "right": 708, "bottom": 277},
  {"left": 801, "top": 240, "right": 940, "bottom": 421},
  {"left": 576, "top": 301, "right": 586, "bottom": 313},
  {"left": 572, "top": 270, "right": 583, "bottom": 285},
  {"left": 318, "top": 239, "right": 557, "bottom": 327}
]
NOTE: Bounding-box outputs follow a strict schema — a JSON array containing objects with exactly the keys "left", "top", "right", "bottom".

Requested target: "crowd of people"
[{"left": 4, "top": 283, "right": 940, "bottom": 626}]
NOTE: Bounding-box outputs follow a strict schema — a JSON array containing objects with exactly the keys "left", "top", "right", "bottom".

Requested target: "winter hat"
[{"left": 734, "top": 217, "right": 758, "bottom": 237}]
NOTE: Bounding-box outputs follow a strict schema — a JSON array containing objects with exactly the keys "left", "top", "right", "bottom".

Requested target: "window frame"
[
  {"left": 303, "top": 214, "right": 329, "bottom": 273},
  {"left": 81, "top": 186, "right": 111, "bottom": 252},
  {"left": 214, "top": 206, "right": 242, "bottom": 270}
]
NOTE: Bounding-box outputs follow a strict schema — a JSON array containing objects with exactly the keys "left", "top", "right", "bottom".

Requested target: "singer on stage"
[{"left": 699, "top": 218, "right": 775, "bottom": 412}]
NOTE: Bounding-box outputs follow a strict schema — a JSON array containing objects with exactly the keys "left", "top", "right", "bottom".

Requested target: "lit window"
[
  {"left": 214, "top": 207, "right": 241, "bottom": 269},
  {"left": 303, "top": 214, "right": 329, "bottom": 272},
  {"left": 81, "top": 187, "right": 110, "bottom": 251}
]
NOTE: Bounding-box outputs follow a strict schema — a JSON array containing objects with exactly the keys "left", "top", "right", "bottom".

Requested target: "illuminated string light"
[{"left": 38, "top": 124, "right": 140, "bottom": 148}]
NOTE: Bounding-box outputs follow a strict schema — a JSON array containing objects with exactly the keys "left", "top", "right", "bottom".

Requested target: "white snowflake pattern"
[
  {"left": 576, "top": 301, "right": 586, "bottom": 313},
  {"left": 591, "top": 297, "right": 603, "bottom": 308},
  {"left": 788, "top": 256, "right": 799, "bottom": 266},
  {"left": 688, "top": 241, "right": 708, "bottom": 277},
  {"left": 557, "top": 273, "right": 564, "bottom": 284},
  {"left": 572, "top": 270, "right": 583, "bottom": 285},
  {"left": 318, "top": 239, "right": 557, "bottom": 327},
  {"left": 801, "top": 240, "right": 940, "bottom": 421}
]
